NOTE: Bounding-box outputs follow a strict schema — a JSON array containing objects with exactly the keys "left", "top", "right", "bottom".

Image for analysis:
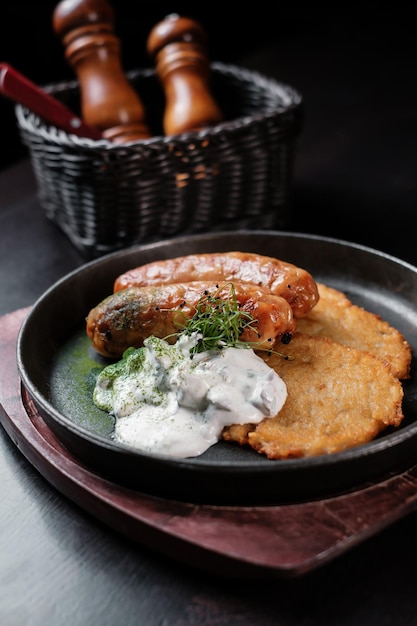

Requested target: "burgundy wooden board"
[{"left": 2, "top": 308, "right": 417, "bottom": 579}]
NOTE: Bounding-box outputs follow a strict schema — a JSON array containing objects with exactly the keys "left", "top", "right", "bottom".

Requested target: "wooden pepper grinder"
[
  {"left": 147, "top": 14, "right": 223, "bottom": 136},
  {"left": 52, "top": 0, "right": 150, "bottom": 142}
]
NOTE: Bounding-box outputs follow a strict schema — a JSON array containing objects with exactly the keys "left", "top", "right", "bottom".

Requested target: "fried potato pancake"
[
  {"left": 296, "top": 283, "right": 411, "bottom": 379},
  {"left": 222, "top": 333, "right": 404, "bottom": 459}
]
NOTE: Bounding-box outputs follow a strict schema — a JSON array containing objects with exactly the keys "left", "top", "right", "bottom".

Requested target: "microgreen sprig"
[{"left": 165, "top": 283, "right": 292, "bottom": 359}]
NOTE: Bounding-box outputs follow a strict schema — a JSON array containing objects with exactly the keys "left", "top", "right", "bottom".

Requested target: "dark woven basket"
[{"left": 15, "top": 62, "right": 303, "bottom": 259}]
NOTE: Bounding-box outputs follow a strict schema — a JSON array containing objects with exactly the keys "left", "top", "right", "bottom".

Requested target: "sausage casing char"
[
  {"left": 113, "top": 251, "right": 319, "bottom": 319},
  {"left": 86, "top": 281, "right": 297, "bottom": 359}
]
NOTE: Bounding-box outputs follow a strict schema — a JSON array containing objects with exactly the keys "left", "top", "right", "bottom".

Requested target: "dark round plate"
[{"left": 16, "top": 231, "right": 417, "bottom": 505}]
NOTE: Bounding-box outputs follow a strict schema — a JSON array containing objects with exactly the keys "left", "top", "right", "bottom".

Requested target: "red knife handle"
[{"left": 0, "top": 62, "right": 102, "bottom": 140}]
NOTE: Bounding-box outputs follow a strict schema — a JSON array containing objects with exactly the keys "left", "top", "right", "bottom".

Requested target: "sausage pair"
[{"left": 86, "top": 252, "right": 319, "bottom": 358}]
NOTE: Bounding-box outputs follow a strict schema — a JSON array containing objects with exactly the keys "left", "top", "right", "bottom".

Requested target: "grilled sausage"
[
  {"left": 86, "top": 281, "right": 297, "bottom": 358},
  {"left": 113, "top": 251, "right": 319, "bottom": 318}
]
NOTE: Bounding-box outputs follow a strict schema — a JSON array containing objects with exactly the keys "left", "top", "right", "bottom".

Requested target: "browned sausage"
[
  {"left": 86, "top": 281, "right": 297, "bottom": 358},
  {"left": 113, "top": 251, "right": 319, "bottom": 318}
]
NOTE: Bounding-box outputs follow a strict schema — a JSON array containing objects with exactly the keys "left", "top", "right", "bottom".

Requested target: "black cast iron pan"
[{"left": 16, "top": 231, "right": 417, "bottom": 505}]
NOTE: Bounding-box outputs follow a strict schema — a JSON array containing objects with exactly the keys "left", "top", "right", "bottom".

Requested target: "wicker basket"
[{"left": 15, "top": 62, "right": 303, "bottom": 259}]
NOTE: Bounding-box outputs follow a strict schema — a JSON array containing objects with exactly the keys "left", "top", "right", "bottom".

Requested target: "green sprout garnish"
[{"left": 165, "top": 283, "right": 293, "bottom": 359}]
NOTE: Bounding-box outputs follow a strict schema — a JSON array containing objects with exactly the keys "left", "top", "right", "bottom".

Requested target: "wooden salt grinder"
[
  {"left": 52, "top": 0, "right": 150, "bottom": 142},
  {"left": 147, "top": 14, "right": 223, "bottom": 136}
]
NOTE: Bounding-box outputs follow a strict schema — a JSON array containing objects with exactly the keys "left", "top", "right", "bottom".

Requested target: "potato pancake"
[
  {"left": 296, "top": 283, "right": 411, "bottom": 379},
  {"left": 222, "top": 333, "right": 404, "bottom": 459}
]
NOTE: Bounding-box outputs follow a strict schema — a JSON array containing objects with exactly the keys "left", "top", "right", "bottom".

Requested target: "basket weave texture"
[{"left": 15, "top": 62, "right": 303, "bottom": 259}]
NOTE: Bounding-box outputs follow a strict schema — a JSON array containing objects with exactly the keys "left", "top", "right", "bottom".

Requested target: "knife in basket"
[{"left": 0, "top": 62, "right": 102, "bottom": 140}]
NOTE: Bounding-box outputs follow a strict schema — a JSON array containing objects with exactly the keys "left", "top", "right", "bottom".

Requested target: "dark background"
[
  {"left": 3, "top": 2, "right": 414, "bottom": 170},
  {"left": 2, "top": 2, "right": 416, "bottom": 260}
]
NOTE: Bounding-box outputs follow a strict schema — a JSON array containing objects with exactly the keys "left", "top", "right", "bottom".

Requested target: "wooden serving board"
[{"left": 2, "top": 308, "right": 417, "bottom": 579}]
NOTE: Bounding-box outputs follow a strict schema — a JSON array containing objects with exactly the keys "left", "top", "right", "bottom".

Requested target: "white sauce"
[{"left": 93, "top": 333, "right": 287, "bottom": 458}]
